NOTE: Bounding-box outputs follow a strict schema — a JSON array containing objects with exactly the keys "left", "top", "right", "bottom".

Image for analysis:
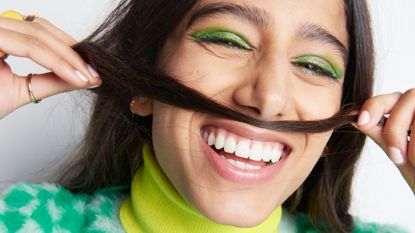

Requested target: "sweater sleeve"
[
  {"left": 293, "top": 212, "right": 410, "bottom": 233},
  {"left": 0, "top": 182, "right": 128, "bottom": 233}
]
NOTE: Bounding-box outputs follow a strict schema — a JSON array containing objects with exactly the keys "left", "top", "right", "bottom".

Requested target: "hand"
[
  {"left": 353, "top": 91, "right": 415, "bottom": 194},
  {"left": 0, "top": 12, "right": 101, "bottom": 119}
]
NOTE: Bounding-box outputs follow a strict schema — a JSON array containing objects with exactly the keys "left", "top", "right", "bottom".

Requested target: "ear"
[{"left": 130, "top": 96, "right": 153, "bottom": 117}]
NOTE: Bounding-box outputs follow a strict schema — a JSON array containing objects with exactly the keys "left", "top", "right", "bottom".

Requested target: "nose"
[{"left": 233, "top": 56, "right": 290, "bottom": 121}]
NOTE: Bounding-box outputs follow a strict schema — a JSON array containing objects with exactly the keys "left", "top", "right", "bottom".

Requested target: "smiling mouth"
[{"left": 201, "top": 126, "right": 290, "bottom": 171}]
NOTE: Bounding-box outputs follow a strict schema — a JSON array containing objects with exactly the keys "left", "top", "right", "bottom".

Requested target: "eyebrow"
[
  {"left": 299, "top": 23, "right": 349, "bottom": 62},
  {"left": 187, "top": 3, "right": 272, "bottom": 29},
  {"left": 187, "top": 3, "right": 349, "bottom": 62}
]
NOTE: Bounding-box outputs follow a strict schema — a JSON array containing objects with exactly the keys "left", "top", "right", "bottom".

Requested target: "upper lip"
[{"left": 201, "top": 118, "right": 293, "bottom": 150}]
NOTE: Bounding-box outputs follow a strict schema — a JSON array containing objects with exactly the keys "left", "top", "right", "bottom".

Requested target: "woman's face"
[{"left": 151, "top": 0, "right": 348, "bottom": 227}]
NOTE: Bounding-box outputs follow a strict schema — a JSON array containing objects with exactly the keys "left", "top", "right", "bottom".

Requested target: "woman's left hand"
[{"left": 353, "top": 90, "right": 415, "bottom": 194}]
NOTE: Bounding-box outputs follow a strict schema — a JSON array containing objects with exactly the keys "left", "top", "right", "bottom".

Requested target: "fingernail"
[
  {"left": 87, "top": 65, "right": 99, "bottom": 78},
  {"left": 89, "top": 84, "right": 100, "bottom": 89},
  {"left": 75, "top": 70, "right": 89, "bottom": 83},
  {"left": 357, "top": 111, "right": 370, "bottom": 126},
  {"left": 389, "top": 147, "right": 405, "bottom": 166},
  {"left": 0, "top": 11, "right": 24, "bottom": 20}
]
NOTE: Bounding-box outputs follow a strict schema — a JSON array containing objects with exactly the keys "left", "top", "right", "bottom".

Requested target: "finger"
[
  {"left": 0, "top": 27, "right": 94, "bottom": 88},
  {"left": 409, "top": 120, "right": 415, "bottom": 167},
  {"left": 0, "top": 11, "right": 24, "bottom": 58},
  {"left": 353, "top": 92, "right": 402, "bottom": 151},
  {"left": 397, "top": 116, "right": 415, "bottom": 193},
  {"left": 0, "top": 17, "right": 98, "bottom": 83},
  {"left": 29, "top": 16, "right": 77, "bottom": 46},
  {"left": 383, "top": 89, "right": 415, "bottom": 166},
  {"left": 15, "top": 72, "right": 100, "bottom": 106}
]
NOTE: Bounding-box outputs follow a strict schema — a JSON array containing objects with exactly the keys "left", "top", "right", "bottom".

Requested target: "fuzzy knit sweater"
[
  {"left": 0, "top": 182, "right": 408, "bottom": 233},
  {"left": 0, "top": 145, "right": 409, "bottom": 233}
]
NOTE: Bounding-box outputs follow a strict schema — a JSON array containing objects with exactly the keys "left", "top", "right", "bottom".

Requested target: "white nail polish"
[
  {"left": 87, "top": 65, "right": 99, "bottom": 78},
  {"left": 389, "top": 147, "right": 405, "bottom": 166},
  {"left": 75, "top": 70, "right": 89, "bottom": 82},
  {"left": 357, "top": 111, "right": 370, "bottom": 126},
  {"left": 88, "top": 85, "right": 100, "bottom": 89}
]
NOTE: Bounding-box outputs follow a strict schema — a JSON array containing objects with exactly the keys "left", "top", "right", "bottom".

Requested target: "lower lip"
[{"left": 200, "top": 137, "right": 285, "bottom": 185}]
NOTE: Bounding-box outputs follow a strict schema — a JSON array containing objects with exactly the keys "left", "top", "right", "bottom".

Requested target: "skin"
[
  {"left": 142, "top": 0, "right": 348, "bottom": 226},
  {"left": 0, "top": 15, "right": 101, "bottom": 118},
  {"left": 132, "top": 0, "right": 415, "bottom": 227},
  {"left": 0, "top": 0, "right": 414, "bottom": 229}
]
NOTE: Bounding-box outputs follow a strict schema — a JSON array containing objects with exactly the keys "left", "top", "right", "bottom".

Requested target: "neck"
[{"left": 120, "top": 143, "right": 282, "bottom": 233}]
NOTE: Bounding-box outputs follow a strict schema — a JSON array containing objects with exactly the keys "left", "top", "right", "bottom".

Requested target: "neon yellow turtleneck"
[{"left": 119, "top": 143, "right": 282, "bottom": 233}]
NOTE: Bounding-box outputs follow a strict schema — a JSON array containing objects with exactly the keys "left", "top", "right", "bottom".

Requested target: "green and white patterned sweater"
[
  {"left": 0, "top": 182, "right": 127, "bottom": 233},
  {"left": 0, "top": 182, "right": 409, "bottom": 233}
]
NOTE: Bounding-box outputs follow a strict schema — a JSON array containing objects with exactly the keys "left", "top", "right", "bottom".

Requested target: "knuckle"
[
  {"left": 71, "top": 76, "right": 88, "bottom": 88},
  {"left": 29, "top": 22, "right": 47, "bottom": 38},
  {"left": 392, "top": 91, "right": 403, "bottom": 96},
  {"left": 54, "top": 58, "right": 70, "bottom": 72},
  {"left": 363, "top": 97, "right": 380, "bottom": 109},
  {"left": 34, "top": 17, "right": 48, "bottom": 25},
  {"left": 382, "top": 126, "right": 407, "bottom": 138},
  {"left": 404, "top": 89, "right": 415, "bottom": 97},
  {"left": 30, "top": 22, "right": 45, "bottom": 35},
  {"left": 26, "top": 36, "right": 44, "bottom": 56}
]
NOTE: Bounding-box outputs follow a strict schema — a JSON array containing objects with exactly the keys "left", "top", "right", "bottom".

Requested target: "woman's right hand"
[{"left": 0, "top": 12, "right": 101, "bottom": 119}]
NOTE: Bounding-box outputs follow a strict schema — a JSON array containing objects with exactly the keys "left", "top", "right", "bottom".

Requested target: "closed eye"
[
  {"left": 291, "top": 55, "right": 343, "bottom": 80},
  {"left": 198, "top": 37, "right": 249, "bottom": 50},
  {"left": 189, "top": 28, "right": 253, "bottom": 51},
  {"left": 292, "top": 61, "right": 337, "bottom": 80}
]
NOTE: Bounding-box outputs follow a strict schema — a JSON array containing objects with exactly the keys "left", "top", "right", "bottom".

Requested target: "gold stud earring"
[
  {"left": 137, "top": 97, "right": 147, "bottom": 104},
  {"left": 130, "top": 99, "right": 137, "bottom": 116}
]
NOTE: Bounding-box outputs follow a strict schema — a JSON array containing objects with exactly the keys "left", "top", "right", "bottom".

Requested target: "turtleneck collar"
[{"left": 119, "top": 143, "right": 282, "bottom": 233}]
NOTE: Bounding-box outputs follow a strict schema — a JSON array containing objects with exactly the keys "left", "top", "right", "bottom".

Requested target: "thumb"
[
  {"left": 4, "top": 72, "right": 101, "bottom": 118},
  {"left": 15, "top": 72, "right": 100, "bottom": 107},
  {"left": 352, "top": 121, "right": 387, "bottom": 152}
]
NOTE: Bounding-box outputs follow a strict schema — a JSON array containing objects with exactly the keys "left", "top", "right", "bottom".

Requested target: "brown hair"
[{"left": 59, "top": 0, "right": 374, "bottom": 232}]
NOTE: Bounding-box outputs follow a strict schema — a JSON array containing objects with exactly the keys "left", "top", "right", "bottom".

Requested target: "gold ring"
[{"left": 27, "top": 73, "right": 41, "bottom": 104}]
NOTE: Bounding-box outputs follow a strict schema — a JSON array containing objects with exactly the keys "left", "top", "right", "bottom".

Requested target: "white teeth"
[
  {"left": 235, "top": 139, "right": 250, "bottom": 158},
  {"left": 214, "top": 130, "right": 226, "bottom": 150},
  {"left": 249, "top": 142, "right": 263, "bottom": 161},
  {"left": 203, "top": 127, "right": 287, "bottom": 164},
  {"left": 208, "top": 132, "right": 215, "bottom": 146},
  {"left": 226, "top": 158, "right": 237, "bottom": 166},
  {"left": 271, "top": 145, "right": 282, "bottom": 163},
  {"left": 225, "top": 158, "right": 261, "bottom": 170},
  {"left": 262, "top": 145, "right": 272, "bottom": 162},
  {"left": 224, "top": 135, "right": 237, "bottom": 154},
  {"left": 233, "top": 160, "right": 261, "bottom": 170}
]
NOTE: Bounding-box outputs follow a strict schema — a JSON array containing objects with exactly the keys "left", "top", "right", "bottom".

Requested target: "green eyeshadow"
[
  {"left": 189, "top": 27, "right": 253, "bottom": 50},
  {"left": 293, "top": 55, "right": 344, "bottom": 80}
]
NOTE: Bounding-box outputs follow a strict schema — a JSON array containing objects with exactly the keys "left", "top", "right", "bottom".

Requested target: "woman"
[{"left": 0, "top": 0, "right": 413, "bottom": 232}]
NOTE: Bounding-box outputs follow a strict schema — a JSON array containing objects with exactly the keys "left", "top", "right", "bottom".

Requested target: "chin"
[
  {"left": 191, "top": 194, "right": 278, "bottom": 228},
  {"left": 205, "top": 208, "right": 273, "bottom": 227}
]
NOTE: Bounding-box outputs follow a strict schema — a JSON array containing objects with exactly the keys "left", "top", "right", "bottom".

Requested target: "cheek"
[
  {"left": 151, "top": 102, "right": 205, "bottom": 198},
  {"left": 293, "top": 82, "right": 343, "bottom": 121},
  {"left": 284, "top": 131, "right": 333, "bottom": 196},
  {"left": 160, "top": 40, "right": 249, "bottom": 98}
]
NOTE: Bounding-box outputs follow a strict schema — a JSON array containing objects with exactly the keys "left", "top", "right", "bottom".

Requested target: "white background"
[{"left": 0, "top": 0, "right": 414, "bottom": 232}]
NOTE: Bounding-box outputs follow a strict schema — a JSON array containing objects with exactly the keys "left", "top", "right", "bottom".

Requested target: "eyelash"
[
  {"left": 291, "top": 61, "right": 339, "bottom": 80},
  {"left": 192, "top": 32, "right": 340, "bottom": 80},
  {"left": 198, "top": 37, "right": 248, "bottom": 50}
]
